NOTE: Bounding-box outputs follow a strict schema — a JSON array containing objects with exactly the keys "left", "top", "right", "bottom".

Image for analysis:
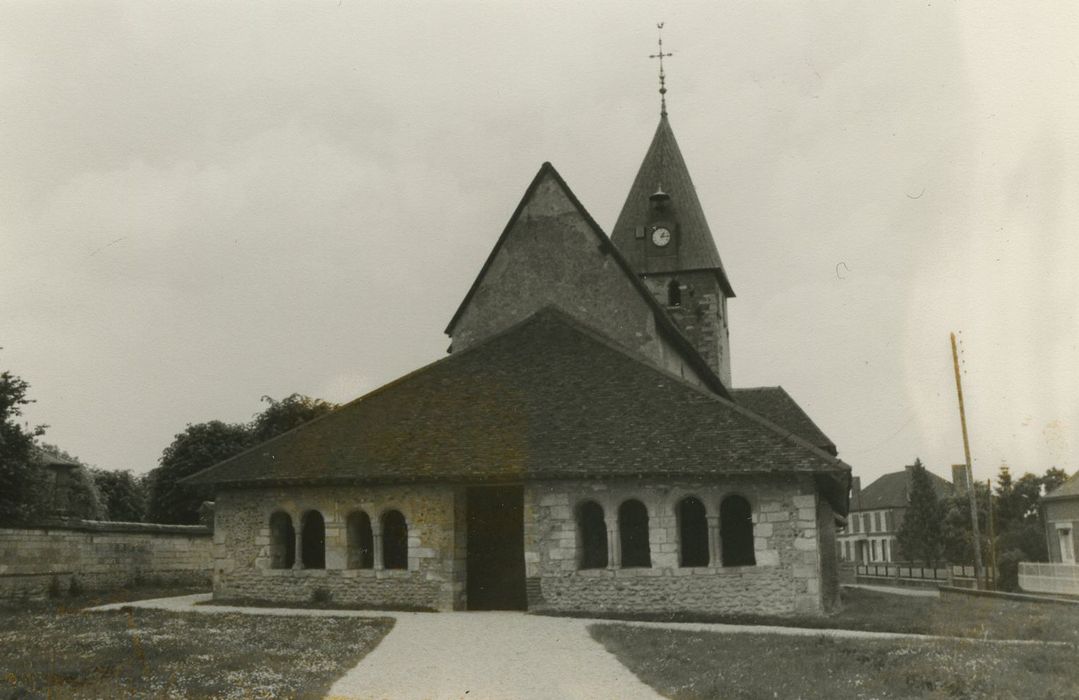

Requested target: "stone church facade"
[{"left": 187, "top": 113, "right": 852, "bottom": 616}]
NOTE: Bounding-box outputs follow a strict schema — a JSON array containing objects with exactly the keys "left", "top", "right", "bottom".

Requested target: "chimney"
[{"left": 952, "top": 464, "right": 969, "bottom": 495}]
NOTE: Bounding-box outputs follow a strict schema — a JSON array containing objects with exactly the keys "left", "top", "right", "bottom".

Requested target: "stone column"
[
  {"left": 293, "top": 522, "right": 304, "bottom": 570},
  {"left": 707, "top": 515, "right": 721, "bottom": 567},
  {"left": 607, "top": 522, "right": 620, "bottom": 569},
  {"left": 372, "top": 521, "right": 384, "bottom": 571}
]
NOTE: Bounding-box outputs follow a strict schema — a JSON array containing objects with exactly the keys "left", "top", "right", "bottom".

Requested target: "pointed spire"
[
  {"left": 610, "top": 116, "right": 734, "bottom": 297},
  {"left": 649, "top": 23, "right": 673, "bottom": 117}
]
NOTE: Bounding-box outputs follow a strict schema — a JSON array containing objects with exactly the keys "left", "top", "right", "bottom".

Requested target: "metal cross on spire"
[{"left": 649, "top": 22, "right": 673, "bottom": 116}]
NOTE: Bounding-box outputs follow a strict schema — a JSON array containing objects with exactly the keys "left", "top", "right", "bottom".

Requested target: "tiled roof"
[
  {"left": 731, "top": 387, "right": 837, "bottom": 455},
  {"left": 611, "top": 116, "right": 734, "bottom": 296},
  {"left": 444, "top": 162, "right": 731, "bottom": 398},
  {"left": 185, "top": 308, "right": 849, "bottom": 506},
  {"left": 1044, "top": 470, "right": 1079, "bottom": 501},
  {"left": 852, "top": 467, "right": 954, "bottom": 511}
]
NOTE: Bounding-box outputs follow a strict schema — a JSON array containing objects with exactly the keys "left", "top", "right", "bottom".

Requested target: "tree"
[
  {"left": 0, "top": 370, "right": 46, "bottom": 524},
  {"left": 146, "top": 421, "right": 251, "bottom": 524},
  {"left": 1042, "top": 467, "right": 1068, "bottom": 495},
  {"left": 896, "top": 458, "right": 944, "bottom": 566},
  {"left": 36, "top": 443, "right": 106, "bottom": 521},
  {"left": 92, "top": 468, "right": 147, "bottom": 522},
  {"left": 940, "top": 481, "right": 991, "bottom": 566},
  {"left": 250, "top": 394, "right": 337, "bottom": 443},
  {"left": 145, "top": 394, "right": 336, "bottom": 524}
]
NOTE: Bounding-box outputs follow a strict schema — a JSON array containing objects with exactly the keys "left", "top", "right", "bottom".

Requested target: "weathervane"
[{"left": 649, "top": 22, "right": 673, "bottom": 116}]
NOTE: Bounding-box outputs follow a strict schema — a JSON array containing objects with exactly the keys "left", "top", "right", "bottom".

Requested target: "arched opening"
[
  {"left": 721, "top": 495, "right": 756, "bottom": 566},
  {"left": 577, "top": 501, "right": 608, "bottom": 570},
  {"left": 269, "top": 511, "right": 295, "bottom": 569},
  {"left": 382, "top": 510, "right": 408, "bottom": 570},
  {"left": 678, "top": 496, "right": 709, "bottom": 567},
  {"left": 619, "top": 499, "right": 651, "bottom": 568},
  {"left": 300, "top": 510, "right": 326, "bottom": 569},
  {"left": 667, "top": 279, "right": 682, "bottom": 307},
  {"left": 346, "top": 511, "right": 374, "bottom": 569}
]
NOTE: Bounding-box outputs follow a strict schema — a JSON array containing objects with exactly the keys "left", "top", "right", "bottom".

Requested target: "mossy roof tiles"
[{"left": 185, "top": 308, "right": 848, "bottom": 496}]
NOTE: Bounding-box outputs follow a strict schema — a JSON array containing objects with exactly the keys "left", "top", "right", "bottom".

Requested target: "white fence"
[{"left": 1019, "top": 562, "right": 1079, "bottom": 596}]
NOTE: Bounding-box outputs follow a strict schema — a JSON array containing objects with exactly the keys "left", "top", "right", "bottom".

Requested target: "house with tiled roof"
[
  {"left": 837, "top": 465, "right": 955, "bottom": 564},
  {"left": 185, "top": 107, "right": 852, "bottom": 616}
]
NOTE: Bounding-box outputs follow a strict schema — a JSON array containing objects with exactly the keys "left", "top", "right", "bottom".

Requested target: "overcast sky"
[{"left": 3, "top": 2, "right": 1076, "bottom": 487}]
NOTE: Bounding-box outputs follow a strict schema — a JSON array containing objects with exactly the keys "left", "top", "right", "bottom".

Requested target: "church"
[{"left": 186, "top": 96, "right": 852, "bottom": 616}]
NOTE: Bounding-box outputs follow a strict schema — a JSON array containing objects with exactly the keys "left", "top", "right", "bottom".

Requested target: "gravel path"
[{"left": 326, "top": 611, "right": 662, "bottom": 700}]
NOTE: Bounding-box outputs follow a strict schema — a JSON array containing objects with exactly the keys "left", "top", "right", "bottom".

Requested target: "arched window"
[
  {"left": 269, "top": 511, "right": 295, "bottom": 570},
  {"left": 678, "top": 496, "right": 709, "bottom": 567},
  {"left": 382, "top": 510, "right": 408, "bottom": 570},
  {"left": 346, "top": 511, "right": 374, "bottom": 569},
  {"left": 721, "top": 495, "right": 755, "bottom": 566},
  {"left": 301, "top": 510, "right": 326, "bottom": 570},
  {"left": 577, "top": 501, "right": 608, "bottom": 569},
  {"left": 619, "top": 499, "right": 651, "bottom": 568},
  {"left": 667, "top": 279, "right": 682, "bottom": 307}
]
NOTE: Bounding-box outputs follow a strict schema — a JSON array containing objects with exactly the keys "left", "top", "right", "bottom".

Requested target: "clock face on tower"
[{"left": 651, "top": 226, "right": 672, "bottom": 247}]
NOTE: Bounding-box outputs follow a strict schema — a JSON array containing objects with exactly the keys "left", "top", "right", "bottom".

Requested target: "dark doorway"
[
  {"left": 466, "top": 486, "right": 526, "bottom": 610},
  {"left": 301, "top": 510, "right": 325, "bottom": 569}
]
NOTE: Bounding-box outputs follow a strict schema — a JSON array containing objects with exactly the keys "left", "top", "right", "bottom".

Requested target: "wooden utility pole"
[
  {"left": 951, "top": 332, "right": 985, "bottom": 589},
  {"left": 987, "top": 478, "right": 997, "bottom": 589}
]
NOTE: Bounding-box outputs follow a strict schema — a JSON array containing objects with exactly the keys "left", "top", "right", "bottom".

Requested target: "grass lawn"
[
  {"left": 591, "top": 624, "right": 1079, "bottom": 700},
  {"left": 0, "top": 592, "right": 392, "bottom": 699},
  {"left": 546, "top": 587, "right": 1079, "bottom": 643}
]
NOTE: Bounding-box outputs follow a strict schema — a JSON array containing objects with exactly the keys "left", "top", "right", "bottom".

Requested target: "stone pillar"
[
  {"left": 373, "top": 521, "right": 384, "bottom": 571},
  {"left": 608, "top": 522, "right": 620, "bottom": 569},
  {"left": 293, "top": 523, "right": 304, "bottom": 570},
  {"left": 707, "top": 515, "right": 721, "bottom": 567}
]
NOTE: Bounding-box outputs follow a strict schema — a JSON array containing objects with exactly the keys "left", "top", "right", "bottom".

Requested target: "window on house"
[
  {"left": 577, "top": 501, "right": 608, "bottom": 569},
  {"left": 269, "top": 511, "right": 295, "bottom": 569},
  {"left": 677, "top": 496, "right": 709, "bottom": 567},
  {"left": 619, "top": 499, "right": 652, "bottom": 568},
  {"left": 874, "top": 512, "right": 882, "bottom": 532},
  {"left": 382, "top": 510, "right": 409, "bottom": 570},
  {"left": 852, "top": 514, "right": 860, "bottom": 533},
  {"left": 300, "top": 510, "right": 326, "bottom": 569},
  {"left": 886, "top": 511, "right": 894, "bottom": 531},
  {"left": 863, "top": 513, "right": 871, "bottom": 533},
  {"left": 721, "top": 495, "right": 756, "bottom": 566},
  {"left": 871, "top": 539, "right": 878, "bottom": 562},
  {"left": 346, "top": 511, "right": 374, "bottom": 569},
  {"left": 667, "top": 279, "right": 682, "bottom": 307}
]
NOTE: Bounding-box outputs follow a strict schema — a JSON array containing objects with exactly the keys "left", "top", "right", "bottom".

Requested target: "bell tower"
[{"left": 610, "top": 29, "right": 735, "bottom": 387}]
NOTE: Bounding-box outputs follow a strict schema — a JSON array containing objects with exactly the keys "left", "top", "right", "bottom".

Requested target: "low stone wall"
[{"left": 0, "top": 520, "right": 213, "bottom": 600}]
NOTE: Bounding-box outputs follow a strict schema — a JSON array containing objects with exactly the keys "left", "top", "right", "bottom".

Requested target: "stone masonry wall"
[
  {"left": 213, "top": 484, "right": 461, "bottom": 611},
  {"left": 523, "top": 475, "right": 829, "bottom": 616},
  {"left": 0, "top": 521, "right": 212, "bottom": 600}
]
